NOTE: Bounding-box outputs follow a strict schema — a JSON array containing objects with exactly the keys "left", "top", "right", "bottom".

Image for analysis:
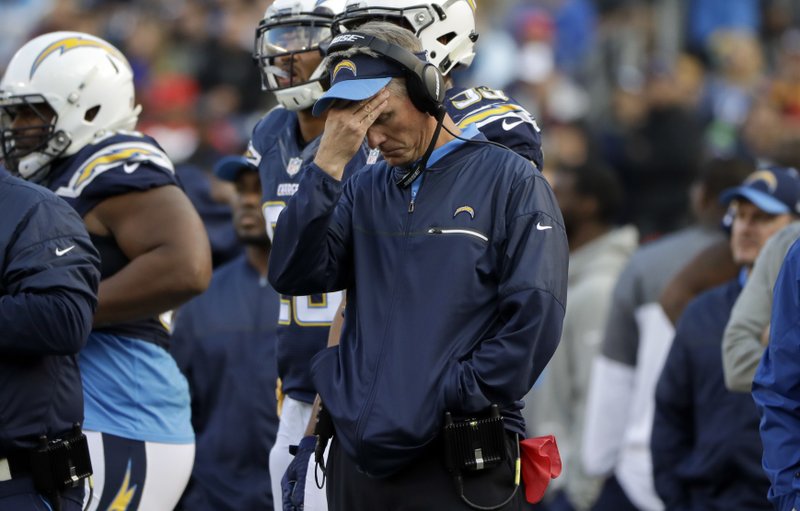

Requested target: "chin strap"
[{"left": 395, "top": 108, "right": 446, "bottom": 189}]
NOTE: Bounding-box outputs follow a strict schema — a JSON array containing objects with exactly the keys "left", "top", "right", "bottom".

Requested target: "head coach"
[{"left": 267, "top": 21, "right": 568, "bottom": 511}]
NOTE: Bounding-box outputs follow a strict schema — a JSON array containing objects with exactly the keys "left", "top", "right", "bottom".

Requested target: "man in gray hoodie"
[{"left": 525, "top": 162, "right": 637, "bottom": 511}]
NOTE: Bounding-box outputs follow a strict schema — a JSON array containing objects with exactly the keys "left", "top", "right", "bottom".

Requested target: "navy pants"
[
  {"left": 590, "top": 476, "right": 639, "bottom": 511},
  {"left": 326, "top": 434, "right": 534, "bottom": 511},
  {"left": 0, "top": 477, "right": 84, "bottom": 511}
]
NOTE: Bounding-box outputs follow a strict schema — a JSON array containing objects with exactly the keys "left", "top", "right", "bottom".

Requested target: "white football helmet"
[
  {"left": 334, "top": 0, "right": 478, "bottom": 76},
  {"left": 0, "top": 31, "right": 141, "bottom": 181},
  {"left": 254, "top": 0, "right": 346, "bottom": 111}
]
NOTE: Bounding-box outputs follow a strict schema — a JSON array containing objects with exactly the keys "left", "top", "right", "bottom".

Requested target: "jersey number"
[
  {"left": 449, "top": 86, "right": 510, "bottom": 110},
  {"left": 279, "top": 291, "right": 344, "bottom": 326},
  {"left": 263, "top": 201, "right": 343, "bottom": 326},
  {"left": 262, "top": 201, "right": 286, "bottom": 242}
]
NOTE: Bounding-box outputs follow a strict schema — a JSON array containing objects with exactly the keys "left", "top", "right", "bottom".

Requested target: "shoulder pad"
[{"left": 55, "top": 139, "right": 173, "bottom": 198}]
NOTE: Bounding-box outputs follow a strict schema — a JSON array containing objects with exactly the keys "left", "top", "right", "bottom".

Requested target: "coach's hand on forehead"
[{"left": 313, "top": 89, "right": 389, "bottom": 181}]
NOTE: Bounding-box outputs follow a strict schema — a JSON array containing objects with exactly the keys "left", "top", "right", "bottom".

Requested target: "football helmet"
[
  {"left": 0, "top": 31, "right": 141, "bottom": 181},
  {"left": 254, "top": 0, "right": 346, "bottom": 111},
  {"left": 333, "top": 0, "right": 478, "bottom": 76}
]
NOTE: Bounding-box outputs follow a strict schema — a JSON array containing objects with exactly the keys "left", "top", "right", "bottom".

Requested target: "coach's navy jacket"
[
  {"left": 652, "top": 279, "right": 770, "bottom": 510},
  {"left": 269, "top": 135, "right": 568, "bottom": 477},
  {"left": 0, "top": 172, "right": 100, "bottom": 456}
]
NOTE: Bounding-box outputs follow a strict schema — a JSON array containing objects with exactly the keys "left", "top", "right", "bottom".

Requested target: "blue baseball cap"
[
  {"left": 312, "top": 53, "right": 409, "bottom": 117},
  {"left": 214, "top": 154, "right": 257, "bottom": 182},
  {"left": 720, "top": 166, "right": 800, "bottom": 215}
]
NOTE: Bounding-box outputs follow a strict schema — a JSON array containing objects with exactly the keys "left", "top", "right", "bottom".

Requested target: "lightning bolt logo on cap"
[
  {"left": 332, "top": 60, "right": 357, "bottom": 82},
  {"left": 745, "top": 170, "right": 779, "bottom": 193}
]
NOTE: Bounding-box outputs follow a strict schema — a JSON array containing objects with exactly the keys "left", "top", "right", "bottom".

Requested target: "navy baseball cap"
[
  {"left": 720, "top": 166, "right": 800, "bottom": 215},
  {"left": 312, "top": 53, "right": 409, "bottom": 117},
  {"left": 214, "top": 154, "right": 257, "bottom": 182}
]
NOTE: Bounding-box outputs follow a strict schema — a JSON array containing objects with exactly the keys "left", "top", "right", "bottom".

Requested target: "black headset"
[{"left": 326, "top": 32, "right": 446, "bottom": 117}]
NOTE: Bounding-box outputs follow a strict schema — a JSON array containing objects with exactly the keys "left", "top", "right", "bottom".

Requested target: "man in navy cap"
[
  {"left": 171, "top": 155, "right": 281, "bottom": 511},
  {"left": 652, "top": 166, "right": 800, "bottom": 511},
  {"left": 268, "top": 21, "right": 568, "bottom": 510}
]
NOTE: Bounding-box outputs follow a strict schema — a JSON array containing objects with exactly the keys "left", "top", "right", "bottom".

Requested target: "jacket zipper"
[{"left": 354, "top": 184, "right": 417, "bottom": 461}]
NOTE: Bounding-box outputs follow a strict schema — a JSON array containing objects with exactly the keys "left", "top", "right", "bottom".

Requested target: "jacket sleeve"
[
  {"left": 0, "top": 197, "right": 100, "bottom": 356},
  {"left": 723, "top": 223, "right": 800, "bottom": 392},
  {"left": 442, "top": 172, "right": 568, "bottom": 413},
  {"left": 651, "top": 326, "right": 693, "bottom": 509},
  {"left": 752, "top": 240, "right": 800, "bottom": 511},
  {"left": 268, "top": 163, "right": 354, "bottom": 296},
  {"left": 582, "top": 263, "right": 639, "bottom": 475},
  {"left": 721, "top": 263, "right": 769, "bottom": 392}
]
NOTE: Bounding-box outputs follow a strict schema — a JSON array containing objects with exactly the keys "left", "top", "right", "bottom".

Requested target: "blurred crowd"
[
  {"left": 4, "top": 1, "right": 800, "bottom": 510},
  {"left": 3, "top": 0, "right": 800, "bottom": 247}
]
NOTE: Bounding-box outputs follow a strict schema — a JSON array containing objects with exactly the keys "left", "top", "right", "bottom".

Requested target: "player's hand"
[
  {"left": 282, "top": 435, "right": 317, "bottom": 511},
  {"left": 314, "top": 89, "right": 389, "bottom": 180}
]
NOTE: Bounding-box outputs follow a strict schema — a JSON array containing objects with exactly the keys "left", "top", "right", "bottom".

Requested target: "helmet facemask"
[
  {"left": 0, "top": 94, "right": 70, "bottom": 181},
  {"left": 254, "top": 16, "right": 335, "bottom": 110}
]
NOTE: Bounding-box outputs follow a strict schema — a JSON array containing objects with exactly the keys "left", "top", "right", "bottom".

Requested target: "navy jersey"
[
  {"left": 248, "top": 106, "right": 373, "bottom": 403},
  {"left": 445, "top": 85, "right": 543, "bottom": 168},
  {"left": 45, "top": 131, "right": 179, "bottom": 348}
]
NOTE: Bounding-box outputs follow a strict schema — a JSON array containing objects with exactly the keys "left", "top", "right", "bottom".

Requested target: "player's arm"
[
  {"left": 660, "top": 239, "right": 736, "bottom": 324},
  {"left": 303, "top": 296, "right": 346, "bottom": 436},
  {"left": 86, "top": 184, "right": 211, "bottom": 325}
]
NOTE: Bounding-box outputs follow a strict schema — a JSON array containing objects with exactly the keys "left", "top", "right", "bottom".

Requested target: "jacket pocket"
[{"left": 427, "top": 227, "right": 489, "bottom": 242}]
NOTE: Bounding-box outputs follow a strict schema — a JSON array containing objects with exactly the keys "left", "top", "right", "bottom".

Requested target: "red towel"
[{"left": 519, "top": 435, "right": 562, "bottom": 504}]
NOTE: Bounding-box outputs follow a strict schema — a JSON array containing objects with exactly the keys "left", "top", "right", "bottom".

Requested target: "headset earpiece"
[
  {"left": 404, "top": 62, "right": 444, "bottom": 117},
  {"left": 409, "top": 62, "right": 445, "bottom": 117}
]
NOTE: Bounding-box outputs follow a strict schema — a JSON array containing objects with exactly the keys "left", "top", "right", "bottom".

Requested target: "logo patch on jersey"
[
  {"left": 30, "top": 36, "right": 127, "bottom": 79},
  {"left": 453, "top": 206, "right": 475, "bottom": 219},
  {"left": 55, "top": 142, "right": 173, "bottom": 198},
  {"left": 457, "top": 104, "right": 539, "bottom": 133},
  {"left": 332, "top": 60, "right": 357, "bottom": 81},
  {"left": 502, "top": 119, "right": 525, "bottom": 131},
  {"left": 367, "top": 147, "right": 381, "bottom": 164},
  {"left": 277, "top": 183, "right": 299, "bottom": 196},
  {"left": 286, "top": 157, "right": 303, "bottom": 177}
]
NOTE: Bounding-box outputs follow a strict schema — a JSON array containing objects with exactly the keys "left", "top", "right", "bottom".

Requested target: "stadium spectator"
[
  {"left": 652, "top": 166, "right": 800, "bottom": 511},
  {"left": 722, "top": 221, "right": 800, "bottom": 391},
  {"left": 525, "top": 162, "right": 637, "bottom": 511},
  {"left": 582, "top": 157, "right": 754, "bottom": 511}
]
